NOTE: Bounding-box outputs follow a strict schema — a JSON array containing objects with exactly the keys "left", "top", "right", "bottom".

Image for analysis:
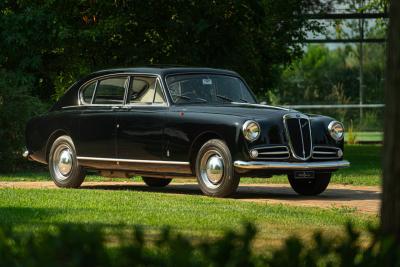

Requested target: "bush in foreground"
[{"left": 0, "top": 223, "right": 399, "bottom": 267}]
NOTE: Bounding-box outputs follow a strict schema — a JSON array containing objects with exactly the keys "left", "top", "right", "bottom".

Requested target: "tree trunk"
[{"left": 381, "top": 0, "right": 400, "bottom": 240}]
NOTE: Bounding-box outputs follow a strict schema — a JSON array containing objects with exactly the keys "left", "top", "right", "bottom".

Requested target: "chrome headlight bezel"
[
  {"left": 328, "top": 121, "right": 344, "bottom": 141},
  {"left": 242, "top": 120, "right": 260, "bottom": 142}
]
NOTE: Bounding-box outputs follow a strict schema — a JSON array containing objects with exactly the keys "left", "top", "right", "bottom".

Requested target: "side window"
[
  {"left": 93, "top": 77, "right": 127, "bottom": 105},
  {"left": 154, "top": 80, "right": 166, "bottom": 104},
  {"left": 129, "top": 77, "right": 166, "bottom": 105},
  {"left": 82, "top": 81, "right": 96, "bottom": 104}
]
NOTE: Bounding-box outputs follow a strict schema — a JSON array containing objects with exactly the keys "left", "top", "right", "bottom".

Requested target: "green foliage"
[
  {"left": 0, "top": 0, "right": 326, "bottom": 100},
  {"left": 347, "top": 120, "right": 358, "bottom": 144},
  {"left": 276, "top": 44, "right": 385, "bottom": 130},
  {"left": 358, "top": 111, "right": 382, "bottom": 131},
  {"left": 277, "top": 44, "right": 385, "bottom": 105},
  {"left": 0, "top": 71, "right": 45, "bottom": 172},
  {"left": 0, "top": 223, "right": 398, "bottom": 266},
  {"left": 0, "top": 0, "right": 329, "bottom": 170}
]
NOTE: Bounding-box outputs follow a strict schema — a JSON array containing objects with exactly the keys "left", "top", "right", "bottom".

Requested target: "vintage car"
[{"left": 24, "top": 67, "right": 349, "bottom": 197}]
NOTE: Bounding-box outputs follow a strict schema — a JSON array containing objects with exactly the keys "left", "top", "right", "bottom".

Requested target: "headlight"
[
  {"left": 328, "top": 121, "right": 344, "bottom": 141},
  {"left": 242, "top": 120, "right": 260, "bottom": 142}
]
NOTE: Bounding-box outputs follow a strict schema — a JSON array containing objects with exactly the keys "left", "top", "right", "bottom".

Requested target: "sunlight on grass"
[{"left": 0, "top": 188, "right": 377, "bottom": 245}]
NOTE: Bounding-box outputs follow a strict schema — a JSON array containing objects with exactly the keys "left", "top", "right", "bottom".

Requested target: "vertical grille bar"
[{"left": 283, "top": 113, "right": 312, "bottom": 160}]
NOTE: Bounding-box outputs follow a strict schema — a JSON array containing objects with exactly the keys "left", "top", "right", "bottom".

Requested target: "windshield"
[{"left": 165, "top": 74, "right": 257, "bottom": 104}]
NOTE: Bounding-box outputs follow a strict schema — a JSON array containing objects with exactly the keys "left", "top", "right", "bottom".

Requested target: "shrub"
[
  {"left": 358, "top": 111, "right": 383, "bottom": 132},
  {"left": 0, "top": 223, "right": 399, "bottom": 267},
  {"left": 347, "top": 120, "right": 358, "bottom": 145},
  {"left": 0, "top": 70, "right": 45, "bottom": 172}
]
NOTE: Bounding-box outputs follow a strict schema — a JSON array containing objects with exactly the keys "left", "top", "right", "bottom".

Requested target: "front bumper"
[{"left": 234, "top": 160, "right": 350, "bottom": 171}]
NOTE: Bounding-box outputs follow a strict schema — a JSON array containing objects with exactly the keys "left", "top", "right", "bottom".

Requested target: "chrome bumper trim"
[{"left": 234, "top": 160, "right": 350, "bottom": 170}]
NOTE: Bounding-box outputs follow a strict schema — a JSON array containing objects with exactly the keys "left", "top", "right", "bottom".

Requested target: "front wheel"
[
  {"left": 49, "top": 135, "right": 86, "bottom": 188},
  {"left": 288, "top": 172, "right": 331, "bottom": 196},
  {"left": 142, "top": 177, "right": 172, "bottom": 187},
  {"left": 195, "top": 139, "right": 239, "bottom": 197}
]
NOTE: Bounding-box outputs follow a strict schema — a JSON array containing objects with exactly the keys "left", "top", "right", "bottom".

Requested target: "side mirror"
[{"left": 259, "top": 101, "right": 267, "bottom": 105}]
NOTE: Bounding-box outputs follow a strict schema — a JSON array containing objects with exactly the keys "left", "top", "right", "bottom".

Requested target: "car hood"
[{"left": 173, "top": 103, "right": 297, "bottom": 119}]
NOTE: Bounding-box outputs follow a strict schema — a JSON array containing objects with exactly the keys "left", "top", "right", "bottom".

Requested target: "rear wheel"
[
  {"left": 49, "top": 135, "right": 86, "bottom": 188},
  {"left": 142, "top": 177, "right": 172, "bottom": 187},
  {"left": 195, "top": 139, "right": 239, "bottom": 197},
  {"left": 288, "top": 172, "right": 331, "bottom": 196}
]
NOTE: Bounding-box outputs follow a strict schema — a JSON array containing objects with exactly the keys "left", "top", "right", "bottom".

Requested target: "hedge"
[{"left": 0, "top": 223, "right": 399, "bottom": 267}]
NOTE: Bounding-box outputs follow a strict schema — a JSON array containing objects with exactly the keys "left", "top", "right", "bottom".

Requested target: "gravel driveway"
[{"left": 0, "top": 181, "right": 380, "bottom": 214}]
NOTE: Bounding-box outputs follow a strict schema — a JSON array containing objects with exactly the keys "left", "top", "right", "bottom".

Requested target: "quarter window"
[
  {"left": 129, "top": 77, "right": 166, "bottom": 105},
  {"left": 154, "top": 81, "right": 166, "bottom": 103},
  {"left": 82, "top": 81, "right": 96, "bottom": 104},
  {"left": 93, "top": 77, "right": 128, "bottom": 105}
]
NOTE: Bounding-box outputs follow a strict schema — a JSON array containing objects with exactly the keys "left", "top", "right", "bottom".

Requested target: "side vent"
[
  {"left": 312, "top": 146, "right": 342, "bottom": 160},
  {"left": 250, "top": 146, "right": 290, "bottom": 160}
]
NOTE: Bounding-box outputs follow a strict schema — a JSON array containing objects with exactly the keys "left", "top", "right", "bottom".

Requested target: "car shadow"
[
  {"left": 80, "top": 183, "right": 380, "bottom": 202},
  {"left": 81, "top": 183, "right": 203, "bottom": 196}
]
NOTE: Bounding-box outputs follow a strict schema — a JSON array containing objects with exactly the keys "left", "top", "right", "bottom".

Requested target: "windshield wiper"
[
  {"left": 193, "top": 97, "right": 208, "bottom": 103},
  {"left": 216, "top": 95, "right": 233, "bottom": 102},
  {"left": 175, "top": 95, "right": 192, "bottom": 101},
  {"left": 175, "top": 95, "right": 208, "bottom": 104}
]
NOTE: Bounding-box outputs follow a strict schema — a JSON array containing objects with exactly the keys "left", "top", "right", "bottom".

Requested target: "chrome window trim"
[
  {"left": 61, "top": 103, "right": 169, "bottom": 109},
  {"left": 125, "top": 76, "right": 169, "bottom": 107},
  {"left": 79, "top": 73, "right": 130, "bottom": 105},
  {"left": 76, "top": 156, "right": 189, "bottom": 165},
  {"left": 283, "top": 113, "right": 313, "bottom": 161},
  {"left": 79, "top": 80, "right": 98, "bottom": 105},
  {"left": 123, "top": 76, "right": 131, "bottom": 105},
  {"left": 77, "top": 72, "right": 170, "bottom": 107},
  {"left": 90, "top": 80, "right": 99, "bottom": 104}
]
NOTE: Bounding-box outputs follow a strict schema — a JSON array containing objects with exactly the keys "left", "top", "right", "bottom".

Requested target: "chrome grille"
[
  {"left": 312, "top": 146, "right": 342, "bottom": 159},
  {"left": 251, "top": 146, "right": 289, "bottom": 160},
  {"left": 283, "top": 113, "right": 312, "bottom": 160}
]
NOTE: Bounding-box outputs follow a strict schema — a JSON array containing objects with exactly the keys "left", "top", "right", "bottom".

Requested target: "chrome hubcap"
[
  {"left": 58, "top": 149, "right": 73, "bottom": 175},
  {"left": 206, "top": 155, "right": 224, "bottom": 184},
  {"left": 52, "top": 145, "right": 73, "bottom": 180},
  {"left": 200, "top": 150, "right": 224, "bottom": 189}
]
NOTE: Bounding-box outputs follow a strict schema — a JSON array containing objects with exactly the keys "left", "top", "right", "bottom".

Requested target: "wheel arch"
[
  {"left": 189, "top": 131, "right": 225, "bottom": 173},
  {"left": 45, "top": 129, "right": 70, "bottom": 163}
]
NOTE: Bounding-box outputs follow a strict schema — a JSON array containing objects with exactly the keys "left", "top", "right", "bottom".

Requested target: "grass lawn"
[
  {"left": 0, "top": 187, "right": 377, "bottom": 247},
  {"left": 0, "top": 144, "right": 380, "bottom": 247},
  {"left": 345, "top": 132, "right": 383, "bottom": 142},
  {"left": 0, "top": 145, "right": 382, "bottom": 186}
]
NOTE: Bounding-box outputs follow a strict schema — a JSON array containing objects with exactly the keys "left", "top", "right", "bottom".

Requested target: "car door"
[
  {"left": 116, "top": 75, "right": 168, "bottom": 161},
  {"left": 77, "top": 75, "right": 129, "bottom": 159}
]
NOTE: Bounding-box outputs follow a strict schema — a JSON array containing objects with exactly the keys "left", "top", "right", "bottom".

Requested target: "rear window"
[
  {"left": 93, "top": 77, "right": 128, "bottom": 104},
  {"left": 81, "top": 81, "right": 96, "bottom": 104}
]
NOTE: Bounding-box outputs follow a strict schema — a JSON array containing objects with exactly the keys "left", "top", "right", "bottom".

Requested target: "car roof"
[{"left": 89, "top": 66, "right": 239, "bottom": 78}]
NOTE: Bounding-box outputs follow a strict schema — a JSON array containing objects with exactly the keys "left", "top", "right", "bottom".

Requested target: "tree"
[
  {"left": 0, "top": 0, "right": 329, "bottom": 171},
  {"left": 381, "top": 0, "right": 400, "bottom": 241},
  {"left": 0, "top": 0, "right": 328, "bottom": 101}
]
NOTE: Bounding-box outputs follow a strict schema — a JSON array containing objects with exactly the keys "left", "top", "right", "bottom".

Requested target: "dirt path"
[{"left": 0, "top": 181, "right": 381, "bottom": 214}]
